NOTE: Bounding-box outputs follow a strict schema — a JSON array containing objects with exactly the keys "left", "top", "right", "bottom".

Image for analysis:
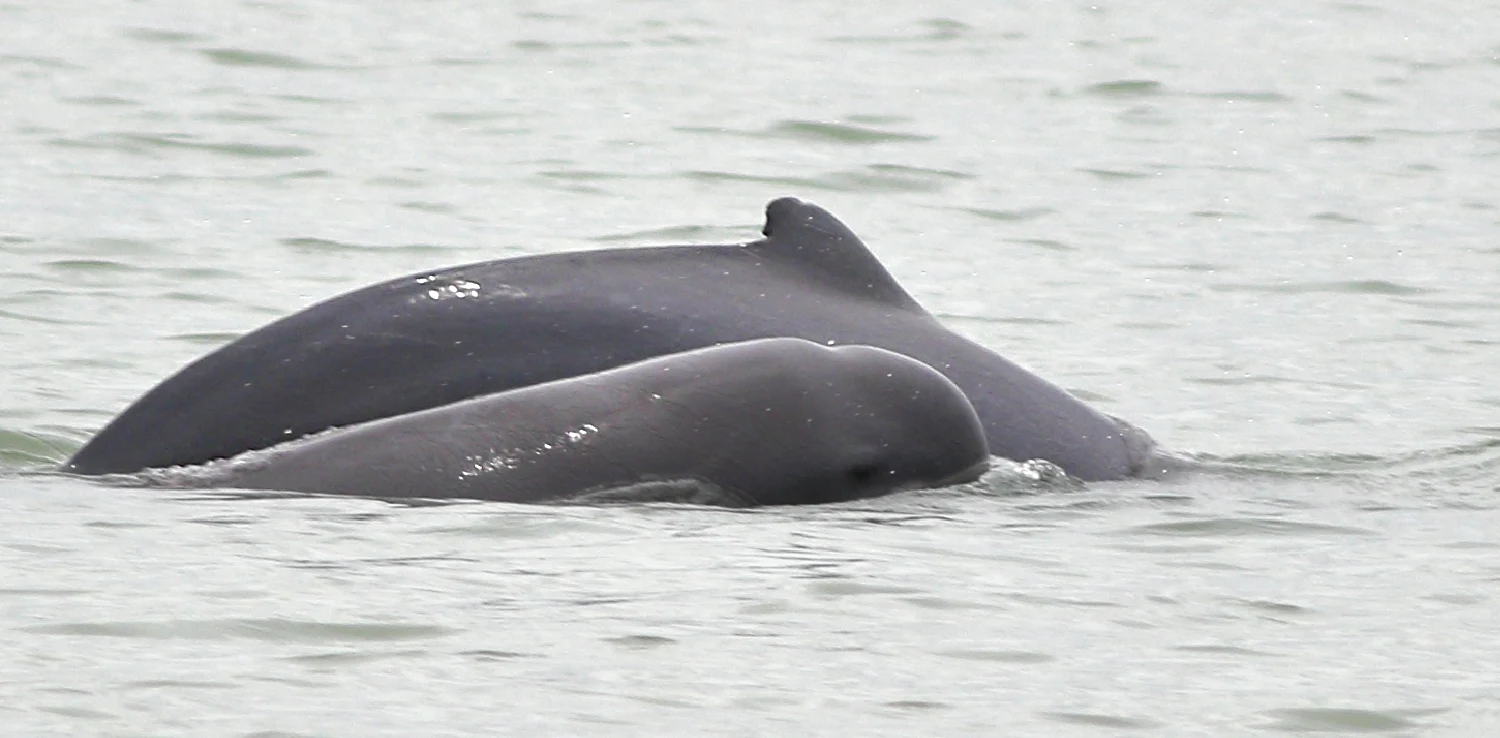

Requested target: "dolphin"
[
  {"left": 148, "top": 338, "right": 991, "bottom": 506},
  {"left": 64, "top": 197, "right": 1154, "bottom": 481}
]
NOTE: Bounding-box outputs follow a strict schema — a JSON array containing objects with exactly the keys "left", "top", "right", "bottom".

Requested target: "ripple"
[
  {"left": 829, "top": 18, "right": 971, "bottom": 44},
  {"left": 1005, "top": 237, "right": 1073, "bottom": 251},
  {"left": 1041, "top": 711, "right": 1162, "bottom": 729},
  {"left": 884, "top": 700, "right": 949, "bottom": 710},
  {"left": 37, "top": 705, "right": 113, "bottom": 721},
  {"left": 938, "top": 649, "right": 1054, "bottom": 664},
  {"left": 5, "top": 542, "right": 74, "bottom": 556},
  {"left": 1079, "top": 168, "right": 1154, "bottom": 181},
  {"left": 511, "top": 39, "right": 630, "bottom": 52},
  {"left": 199, "top": 48, "right": 330, "bottom": 70},
  {"left": 0, "top": 428, "right": 74, "bottom": 468},
  {"left": 1193, "top": 90, "right": 1294, "bottom": 103},
  {"left": 430, "top": 56, "right": 498, "bottom": 68},
  {"left": 282, "top": 649, "right": 426, "bottom": 666},
  {"left": 1146, "top": 261, "right": 1226, "bottom": 273},
  {"left": 941, "top": 314, "right": 1065, "bottom": 327},
  {"left": 807, "top": 579, "right": 921, "bottom": 598},
  {"left": 605, "top": 634, "right": 677, "bottom": 650},
  {"left": 961, "top": 206, "right": 1054, "bottom": 222},
  {"left": 62, "top": 95, "right": 139, "bottom": 107},
  {"left": 166, "top": 331, "right": 244, "bottom": 346},
  {"left": 1187, "top": 374, "right": 1345, "bottom": 388},
  {"left": 461, "top": 649, "right": 532, "bottom": 661},
  {"left": 680, "top": 119, "right": 932, "bottom": 145},
  {"left": 1083, "top": 79, "right": 1164, "bottom": 98},
  {"left": 197, "top": 110, "right": 283, "bottom": 124},
  {"left": 0, "top": 54, "right": 79, "bottom": 70},
  {"left": 1173, "top": 644, "right": 1280, "bottom": 657},
  {"left": 1210, "top": 280, "right": 1435, "bottom": 296},
  {"left": 398, "top": 201, "right": 459, "bottom": 214},
  {"left": 278, "top": 237, "right": 450, "bottom": 255},
  {"left": 686, "top": 164, "right": 971, "bottom": 194},
  {"left": 0, "top": 308, "right": 87, "bottom": 326},
  {"left": 538, "top": 169, "right": 631, "bottom": 182},
  {"left": 417, "top": 514, "right": 630, "bottom": 540},
  {"left": 22, "top": 618, "right": 458, "bottom": 642},
  {"left": 1007, "top": 592, "right": 1121, "bottom": 608},
  {"left": 1109, "top": 542, "right": 1224, "bottom": 555},
  {"left": 591, "top": 224, "right": 750, "bottom": 243},
  {"left": 51, "top": 132, "right": 313, "bottom": 159},
  {"left": 1231, "top": 598, "right": 1314, "bottom": 617},
  {"left": 1423, "top": 592, "right": 1484, "bottom": 605},
  {"left": 158, "top": 290, "right": 248, "bottom": 306},
  {"left": 1311, "top": 211, "right": 1364, "bottom": 224},
  {"left": 1121, "top": 518, "right": 1374, "bottom": 537},
  {"left": 44, "top": 258, "right": 143, "bottom": 275},
  {"left": 122, "top": 679, "right": 236, "bottom": 691},
  {"left": 900, "top": 595, "right": 999, "bottom": 611},
  {"left": 765, "top": 119, "right": 932, "bottom": 144},
  {"left": 1400, "top": 297, "right": 1500, "bottom": 311},
  {"left": 1259, "top": 707, "right": 1431, "bottom": 732},
  {"left": 0, "top": 587, "right": 89, "bottom": 598},
  {"left": 124, "top": 28, "right": 207, "bottom": 44},
  {"left": 430, "top": 111, "right": 524, "bottom": 124}
]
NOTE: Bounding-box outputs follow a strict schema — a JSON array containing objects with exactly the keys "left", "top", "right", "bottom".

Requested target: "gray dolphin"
[
  {"left": 151, "top": 338, "right": 990, "bottom": 506},
  {"left": 64, "top": 197, "right": 1154, "bottom": 480}
]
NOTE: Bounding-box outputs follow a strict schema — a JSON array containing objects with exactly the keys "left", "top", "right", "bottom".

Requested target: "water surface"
[{"left": 3, "top": 0, "right": 1498, "bottom": 735}]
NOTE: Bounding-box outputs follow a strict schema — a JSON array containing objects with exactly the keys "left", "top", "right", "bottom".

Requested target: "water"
[{"left": 3, "top": 0, "right": 1498, "bottom": 734}]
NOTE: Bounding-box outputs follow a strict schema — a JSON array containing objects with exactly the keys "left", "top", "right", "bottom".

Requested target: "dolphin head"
[{"left": 706, "top": 340, "right": 990, "bottom": 506}]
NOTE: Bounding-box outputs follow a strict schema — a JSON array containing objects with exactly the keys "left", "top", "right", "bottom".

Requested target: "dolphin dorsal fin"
[{"left": 750, "top": 197, "right": 922, "bottom": 311}]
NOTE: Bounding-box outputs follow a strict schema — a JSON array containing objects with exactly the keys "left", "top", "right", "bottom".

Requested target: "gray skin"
[
  {"left": 162, "top": 339, "right": 991, "bottom": 506},
  {"left": 64, "top": 197, "right": 1155, "bottom": 481}
]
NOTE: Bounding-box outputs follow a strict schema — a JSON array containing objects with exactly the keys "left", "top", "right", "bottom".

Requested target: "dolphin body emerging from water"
[
  {"left": 149, "top": 338, "right": 992, "bottom": 506},
  {"left": 64, "top": 197, "right": 1155, "bottom": 481}
]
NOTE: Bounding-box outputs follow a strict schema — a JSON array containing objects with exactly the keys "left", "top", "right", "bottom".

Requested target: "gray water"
[{"left": 3, "top": 0, "right": 1499, "bottom": 735}]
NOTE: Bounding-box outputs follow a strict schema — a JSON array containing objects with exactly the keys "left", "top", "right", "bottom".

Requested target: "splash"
[{"left": 459, "top": 423, "right": 600, "bottom": 478}]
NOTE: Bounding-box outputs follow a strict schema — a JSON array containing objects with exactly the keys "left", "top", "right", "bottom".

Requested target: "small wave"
[
  {"left": 21, "top": 618, "right": 455, "bottom": 643},
  {"left": 1082, "top": 79, "right": 1164, "bottom": 98},
  {"left": 0, "top": 308, "right": 93, "bottom": 327},
  {"left": 123, "top": 28, "right": 206, "bottom": 45},
  {"left": 1190, "top": 90, "right": 1293, "bottom": 104},
  {"left": 1078, "top": 167, "right": 1155, "bottom": 181},
  {"left": 278, "top": 237, "right": 452, "bottom": 255},
  {"left": 590, "top": 224, "right": 750, "bottom": 243},
  {"left": 1257, "top": 707, "right": 1435, "bottom": 733},
  {"left": 765, "top": 119, "right": 933, "bottom": 145},
  {"left": 970, "top": 458, "right": 1086, "bottom": 495},
  {"left": 1210, "top": 279, "right": 1435, "bottom": 296},
  {"left": 678, "top": 119, "right": 933, "bottom": 145},
  {"left": 1163, "top": 439, "right": 1500, "bottom": 506},
  {"left": 828, "top": 18, "right": 971, "bottom": 45},
  {"left": 198, "top": 48, "right": 339, "bottom": 71},
  {"left": 50, "top": 132, "right": 313, "bottom": 160},
  {"left": 685, "top": 164, "right": 972, "bottom": 194},
  {"left": 959, "top": 206, "right": 1055, "bottom": 223},
  {"left": 0, "top": 428, "right": 77, "bottom": 471},
  {"left": 1120, "top": 517, "right": 1374, "bottom": 538},
  {"left": 566, "top": 479, "right": 756, "bottom": 508}
]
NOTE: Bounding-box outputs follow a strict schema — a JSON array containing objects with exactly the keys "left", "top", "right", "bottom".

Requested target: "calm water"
[{"left": 3, "top": 0, "right": 1499, "bottom": 735}]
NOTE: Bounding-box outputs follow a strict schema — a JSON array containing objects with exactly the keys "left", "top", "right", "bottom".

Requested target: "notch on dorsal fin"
[{"left": 750, "top": 197, "right": 922, "bottom": 311}]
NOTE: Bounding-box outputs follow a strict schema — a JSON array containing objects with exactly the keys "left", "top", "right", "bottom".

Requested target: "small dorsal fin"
[{"left": 750, "top": 197, "right": 922, "bottom": 310}]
